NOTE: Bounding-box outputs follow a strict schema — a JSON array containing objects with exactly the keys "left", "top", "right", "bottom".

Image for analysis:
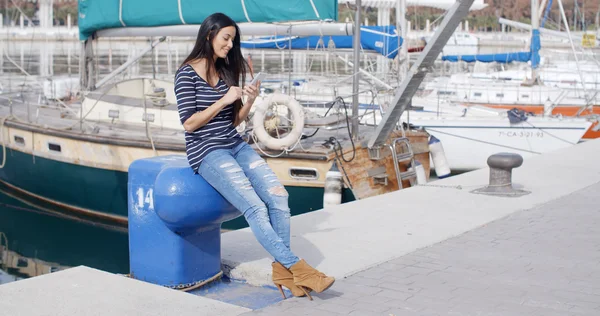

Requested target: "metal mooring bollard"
[
  {"left": 128, "top": 155, "right": 241, "bottom": 289},
  {"left": 471, "top": 152, "right": 530, "bottom": 197}
]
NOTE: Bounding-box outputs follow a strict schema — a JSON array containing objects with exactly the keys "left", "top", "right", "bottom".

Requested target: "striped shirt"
[{"left": 175, "top": 64, "right": 243, "bottom": 173}]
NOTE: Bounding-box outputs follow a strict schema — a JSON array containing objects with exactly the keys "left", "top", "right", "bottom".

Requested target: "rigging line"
[
  {"left": 523, "top": 120, "right": 578, "bottom": 145},
  {"left": 251, "top": 133, "right": 286, "bottom": 158},
  {"left": 9, "top": 0, "right": 33, "bottom": 25},
  {"left": 6, "top": 0, "right": 40, "bottom": 99},
  {"left": 556, "top": 0, "right": 590, "bottom": 105},
  {"left": 24, "top": 35, "right": 37, "bottom": 109},
  {"left": 2, "top": 51, "right": 92, "bottom": 128},
  {"left": 522, "top": 122, "right": 534, "bottom": 155},
  {"left": 425, "top": 128, "right": 542, "bottom": 154}
]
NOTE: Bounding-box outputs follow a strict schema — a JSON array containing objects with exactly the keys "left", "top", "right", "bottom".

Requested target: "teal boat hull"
[{"left": 0, "top": 147, "right": 355, "bottom": 230}]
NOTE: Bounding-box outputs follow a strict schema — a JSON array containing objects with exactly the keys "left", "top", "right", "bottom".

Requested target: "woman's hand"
[
  {"left": 243, "top": 81, "right": 260, "bottom": 102},
  {"left": 221, "top": 86, "right": 243, "bottom": 105},
  {"left": 234, "top": 81, "right": 261, "bottom": 126}
]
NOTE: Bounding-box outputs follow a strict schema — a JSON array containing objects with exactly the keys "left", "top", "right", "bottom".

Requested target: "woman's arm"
[
  {"left": 175, "top": 71, "right": 242, "bottom": 132},
  {"left": 182, "top": 99, "right": 228, "bottom": 132}
]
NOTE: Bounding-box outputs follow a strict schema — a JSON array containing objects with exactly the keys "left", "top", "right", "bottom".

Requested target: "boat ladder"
[
  {"left": 369, "top": 128, "right": 417, "bottom": 190},
  {"left": 389, "top": 137, "right": 417, "bottom": 189}
]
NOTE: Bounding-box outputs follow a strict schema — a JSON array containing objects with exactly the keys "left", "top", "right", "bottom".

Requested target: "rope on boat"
[
  {"left": 2, "top": 50, "right": 85, "bottom": 126},
  {"left": 141, "top": 80, "right": 158, "bottom": 156},
  {"left": 0, "top": 115, "right": 9, "bottom": 169},
  {"left": 425, "top": 128, "right": 541, "bottom": 155},
  {"left": 524, "top": 120, "right": 577, "bottom": 145}
]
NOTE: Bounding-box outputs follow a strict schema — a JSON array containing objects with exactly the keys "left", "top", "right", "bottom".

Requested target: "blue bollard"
[{"left": 127, "top": 155, "right": 241, "bottom": 288}]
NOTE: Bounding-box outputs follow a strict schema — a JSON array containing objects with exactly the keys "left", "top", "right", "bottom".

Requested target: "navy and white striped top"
[{"left": 175, "top": 64, "right": 243, "bottom": 173}]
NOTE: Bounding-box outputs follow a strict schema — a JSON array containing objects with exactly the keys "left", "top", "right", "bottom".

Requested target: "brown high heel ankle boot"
[
  {"left": 289, "top": 259, "right": 335, "bottom": 300},
  {"left": 272, "top": 262, "right": 306, "bottom": 299}
]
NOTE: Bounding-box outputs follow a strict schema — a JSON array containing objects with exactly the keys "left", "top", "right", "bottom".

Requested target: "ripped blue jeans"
[{"left": 198, "top": 142, "right": 300, "bottom": 268}]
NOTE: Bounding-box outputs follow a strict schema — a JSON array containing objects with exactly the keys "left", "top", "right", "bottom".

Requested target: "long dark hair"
[{"left": 180, "top": 13, "right": 249, "bottom": 123}]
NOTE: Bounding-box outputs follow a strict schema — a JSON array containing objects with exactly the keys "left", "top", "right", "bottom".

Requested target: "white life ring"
[{"left": 252, "top": 93, "right": 304, "bottom": 150}]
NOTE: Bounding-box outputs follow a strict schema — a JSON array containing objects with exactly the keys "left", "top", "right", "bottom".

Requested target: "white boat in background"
[
  {"left": 349, "top": 100, "right": 593, "bottom": 171},
  {"left": 461, "top": 62, "right": 600, "bottom": 92},
  {"left": 407, "top": 113, "right": 592, "bottom": 171},
  {"left": 423, "top": 32, "right": 479, "bottom": 56},
  {"left": 422, "top": 74, "right": 594, "bottom": 108}
]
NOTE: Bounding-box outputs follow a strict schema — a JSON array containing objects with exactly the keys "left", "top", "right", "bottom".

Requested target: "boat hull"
[
  {"left": 471, "top": 104, "right": 600, "bottom": 139},
  {"left": 409, "top": 117, "right": 592, "bottom": 171},
  {"left": 0, "top": 133, "right": 355, "bottom": 230}
]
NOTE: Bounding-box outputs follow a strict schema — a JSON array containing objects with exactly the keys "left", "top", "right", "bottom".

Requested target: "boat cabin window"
[
  {"left": 496, "top": 93, "right": 504, "bottom": 98},
  {"left": 143, "top": 113, "right": 155, "bottom": 123},
  {"left": 13, "top": 135, "right": 25, "bottom": 146},
  {"left": 521, "top": 94, "right": 529, "bottom": 98},
  {"left": 48, "top": 143, "right": 62, "bottom": 153},
  {"left": 108, "top": 109, "right": 120, "bottom": 119},
  {"left": 289, "top": 168, "right": 319, "bottom": 180},
  {"left": 17, "top": 258, "right": 28, "bottom": 267},
  {"left": 437, "top": 91, "right": 455, "bottom": 96},
  {"left": 473, "top": 92, "right": 482, "bottom": 97}
]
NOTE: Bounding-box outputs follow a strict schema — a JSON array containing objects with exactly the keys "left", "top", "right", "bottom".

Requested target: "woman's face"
[{"left": 212, "top": 26, "right": 236, "bottom": 59}]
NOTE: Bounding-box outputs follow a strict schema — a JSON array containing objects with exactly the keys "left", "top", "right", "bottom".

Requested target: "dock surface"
[
  {"left": 243, "top": 181, "right": 600, "bottom": 315},
  {"left": 0, "top": 266, "right": 250, "bottom": 316},
  {"left": 1, "top": 139, "right": 599, "bottom": 315}
]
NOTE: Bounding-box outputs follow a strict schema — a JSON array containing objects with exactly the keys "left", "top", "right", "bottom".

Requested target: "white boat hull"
[{"left": 409, "top": 116, "right": 591, "bottom": 171}]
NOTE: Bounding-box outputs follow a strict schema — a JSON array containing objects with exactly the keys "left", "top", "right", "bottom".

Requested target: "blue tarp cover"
[
  {"left": 442, "top": 52, "right": 531, "bottom": 63},
  {"left": 241, "top": 26, "right": 402, "bottom": 58},
  {"left": 442, "top": 29, "right": 541, "bottom": 66}
]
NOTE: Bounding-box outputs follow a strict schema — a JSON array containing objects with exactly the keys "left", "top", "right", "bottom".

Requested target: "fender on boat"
[
  {"left": 323, "top": 160, "right": 343, "bottom": 207},
  {"left": 411, "top": 160, "right": 428, "bottom": 185},
  {"left": 429, "top": 135, "right": 451, "bottom": 178}
]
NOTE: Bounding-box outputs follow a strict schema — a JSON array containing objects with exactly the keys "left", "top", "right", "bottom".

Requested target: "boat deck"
[{"left": 0, "top": 92, "right": 426, "bottom": 161}]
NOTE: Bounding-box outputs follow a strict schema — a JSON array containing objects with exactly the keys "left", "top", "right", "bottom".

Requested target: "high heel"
[
  {"left": 274, "top": 284, "right": 287, "bottom": 299},
  {"left": 272, "top": 262, "right": 306, "bottom": 299},
  {"left": 289, "top": 259, "right": 335, "bottom": 296},
  {"left": 298, "top": 285, "right": 313, "bottom": 301}
]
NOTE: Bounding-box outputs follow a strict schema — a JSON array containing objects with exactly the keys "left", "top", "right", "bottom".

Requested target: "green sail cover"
[{"left": 78, "top": 0, "right": 338, "bottom": 40}]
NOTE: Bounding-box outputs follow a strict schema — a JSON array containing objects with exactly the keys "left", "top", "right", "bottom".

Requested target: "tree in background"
[
  {"left": 338, "top": 0, "right": 600, "bottom": 32},
  {"left": 53, "top": 1, "right": 77, "bottom": 26},
  {"left": 0, "top": 2, "right": 36, "bottom": 26}
]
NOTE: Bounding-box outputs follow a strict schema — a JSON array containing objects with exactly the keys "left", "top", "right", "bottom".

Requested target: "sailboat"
[
  {"left": 1, "top": 0, "right": 481, "bottom": 228},
  {"left": 430, "top": 0, "right": 600, "bottom": 140},
  {"left": 240, "top": 0, "right": 594, "bottom": 172}
]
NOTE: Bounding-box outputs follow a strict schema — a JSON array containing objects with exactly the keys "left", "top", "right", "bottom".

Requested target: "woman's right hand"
[{"left": 221, "top": 86, "right": 243, "bottom": 105}]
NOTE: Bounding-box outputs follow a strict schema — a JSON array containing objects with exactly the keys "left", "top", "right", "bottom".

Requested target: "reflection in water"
[
  {"left": 0, "top": 232, "right": 67, "bottom": 281},
  {"left": 0, "top": 185, "right": 129, "bottom": 284}
]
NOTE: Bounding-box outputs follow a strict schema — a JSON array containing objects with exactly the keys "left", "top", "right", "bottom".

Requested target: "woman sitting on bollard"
[{"left": 174, "top": 12, "right": 334, "bottom": 300}]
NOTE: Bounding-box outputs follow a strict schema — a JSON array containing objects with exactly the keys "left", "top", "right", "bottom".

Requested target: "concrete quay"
[{"left": 1, "top": 138, "right": 599, "bottom": 315}]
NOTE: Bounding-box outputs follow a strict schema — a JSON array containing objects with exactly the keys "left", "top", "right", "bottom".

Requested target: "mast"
[
  {"left": 530, "top": 0, "right": 540, "bottom": 83},
  {"left": 79, "top": 39, "right": 96, "bottom": 92},
  {"left": 351, "top": 0, "right": 361, "bottom": 140},
  {"left": 397, "top": 0, "right": 408, "bottom": 80},
  {"left": 369, "top": 0, "right": 476, "bottom": 148}
]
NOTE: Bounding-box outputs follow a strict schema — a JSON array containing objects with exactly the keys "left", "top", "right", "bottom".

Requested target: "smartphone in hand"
[{"left": 250, "top": 72, "right": 266, "bottom": 86}]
